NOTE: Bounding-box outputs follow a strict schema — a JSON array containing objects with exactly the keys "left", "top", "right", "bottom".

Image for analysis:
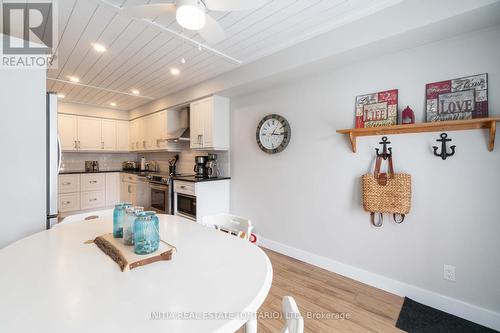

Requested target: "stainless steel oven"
[
  {"left": 146, "top": 175, "right": 172, "bottom": 214},
  {"left": 176, "top": 193, "right": 196, "bottom": 220}
]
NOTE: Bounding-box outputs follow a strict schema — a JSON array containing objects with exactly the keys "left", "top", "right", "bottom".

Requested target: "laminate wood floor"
[{"left": 237, "top": 249, "right": 405, "bottom": 333}]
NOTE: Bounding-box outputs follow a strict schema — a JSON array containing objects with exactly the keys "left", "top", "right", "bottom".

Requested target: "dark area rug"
[{"left": 396, "top": 297, "right": 498, "bottom": 333}]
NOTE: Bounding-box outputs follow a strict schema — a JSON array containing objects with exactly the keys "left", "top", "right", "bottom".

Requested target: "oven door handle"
[{"left": 150, "top": 185, "right": 169, "bottom": 191}]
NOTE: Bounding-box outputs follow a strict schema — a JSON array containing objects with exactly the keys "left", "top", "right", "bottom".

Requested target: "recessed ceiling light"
[
  {"left": 109, "top": 102, "right": 117, "bottom": 107},
  {"left": 92, "top": 43, "right": 107, "bottom": 53},
  {"left": 58, "top": 94, "right": 65, "bottom": 99},
  {"left": 68, "top": 76, "right": 79, "bottom": 83},
  {"left": 131, "top": 89, "right": 140, "bottom": 95},
  {"left": 180, "top": 57, "right": 186, "bottom": 64},
  {"left": 170, "top": 67, "right": 180, "bottom": 76}
]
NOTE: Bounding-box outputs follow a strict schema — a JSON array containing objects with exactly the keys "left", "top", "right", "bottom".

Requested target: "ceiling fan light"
[{"left": 176, "top": 0, "right": 206, "bottom": 30}]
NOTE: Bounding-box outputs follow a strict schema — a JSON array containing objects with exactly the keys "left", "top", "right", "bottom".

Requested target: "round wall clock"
[{"left": 256, "top": 114, "right": 291, "bottom": 154}]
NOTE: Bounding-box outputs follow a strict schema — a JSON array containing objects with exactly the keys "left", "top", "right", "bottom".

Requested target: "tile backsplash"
[
  {"left": 61, "top": 152, "right": 137, "bottom": 172},
  {"left": 61, "top": 146, "right": 230, "bottom": 177},
  {"left": 141, "top": 144, "right": 230, "bottom": 177}
]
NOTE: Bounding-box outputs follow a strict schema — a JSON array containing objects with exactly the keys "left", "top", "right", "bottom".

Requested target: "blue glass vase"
[
  {"left": 133, "top": 211, "right": 160, "bottom": 255},
  {"left": 113, "top": 202, "right": 132, "bottom": 238},
  {"left": 123, "top": 206, "right": 144, "bottom": 246}
]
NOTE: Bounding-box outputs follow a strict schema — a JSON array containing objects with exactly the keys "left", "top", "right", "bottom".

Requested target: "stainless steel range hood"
[{"left": 166, "top": 127, "right": 190, "bottom": 142}]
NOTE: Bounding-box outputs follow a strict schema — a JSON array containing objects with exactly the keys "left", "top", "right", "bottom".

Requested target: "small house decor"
[
  {"left": 355, "top": 89, "right": 398, "bottom": 128},
  {"left": 401, "top": 106, "right": 415, "bottom": 125},
  {"left": 425, "top": 73, "right": 488, "bottom": 122}
]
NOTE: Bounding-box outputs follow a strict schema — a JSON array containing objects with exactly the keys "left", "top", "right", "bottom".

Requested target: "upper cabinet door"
[
  {"left": 150, "top": 111, "right": 166, "bottom": 150},
  {"left": 58, "top": 114, "right": 78, "bottom": 151},
  {"left": 77, "top": 116, "right": 102, "bottom": 151},
  {"left": 129, "top": 119, "right": 138, "bottom": 151},
  {"left": 190, "top": 96, "right": 229, "bottom": 150},
  {"left": 190, "top": 99, "right": 206, "bottom": 149},
  {"left": 137, "top": 117, "right": 146, "bottom": 150},
  {"left": 116, "top": 120, "right": 130, "bottom": 151},
  {"left": 101, "top": 119, "right": 117, "bottom": 151}
]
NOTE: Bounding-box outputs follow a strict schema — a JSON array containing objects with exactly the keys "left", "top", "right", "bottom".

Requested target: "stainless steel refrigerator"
[{"left": 46, "top": 92, "right": 61, "bottom": 229}]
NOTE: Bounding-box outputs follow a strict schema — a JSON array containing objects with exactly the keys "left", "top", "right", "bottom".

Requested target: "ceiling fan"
[{"left": 122, "top": 0, "right": 270, "bottom": 44}]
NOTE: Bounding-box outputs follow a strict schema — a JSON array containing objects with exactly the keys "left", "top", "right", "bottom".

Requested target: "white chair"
[
  {"left": 58, "top": 209, "right": 113, "bottom": 225},
  {"left": 281, "top": 296, "right": 304, "bottom": 333},
  {"left": 202, "top": 213, "right": 253, "bottom": 241}
]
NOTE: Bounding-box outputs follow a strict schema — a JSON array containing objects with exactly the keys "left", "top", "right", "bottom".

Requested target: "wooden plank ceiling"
[{"left": 37, "top": 0, "right": 401, "bottom": 110}]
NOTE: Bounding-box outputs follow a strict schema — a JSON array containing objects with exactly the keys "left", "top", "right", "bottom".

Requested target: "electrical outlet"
[{"left": 443, "top": 264, "right": 456, "bottom": 282}]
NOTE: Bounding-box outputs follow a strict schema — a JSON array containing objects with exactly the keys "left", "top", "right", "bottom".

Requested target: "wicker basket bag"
[{"left": 362, "top": 155, "right": 411, "bottom": 226}]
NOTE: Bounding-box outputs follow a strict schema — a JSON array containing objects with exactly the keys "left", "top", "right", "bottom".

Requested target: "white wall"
[
  {"left": 0, "top": 68, "right": 47, "bottom": 248},
  {"left": 59, "top": 102, "right": 129, "bottom": 120},
  {"left": 230, "top": 25, "right": 500, "bottom": 327}
]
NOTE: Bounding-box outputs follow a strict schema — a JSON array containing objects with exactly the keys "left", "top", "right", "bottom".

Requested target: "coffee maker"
[
  {"left": 206, "top": 154, "right": 219, "bottom": 178},
  {"left": 194, "top": 156, "right": 208, "bottom": 178}
]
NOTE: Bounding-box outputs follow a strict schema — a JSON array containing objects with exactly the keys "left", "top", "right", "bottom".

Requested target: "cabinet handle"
[
  {"left": 89, "top": 180, "right": 97, "bottom": 184},
  {"left": 62, "top": 201, "right": 71, "bottom": 205},
  {"left": 90, "top": 198, "right": 97, "bottom": 201},
  {"left": 77, "top": 141, "right": 81, "bottom": 149},
  {"left": 180, "top": 186, "right": 186, "bottom": 189},
  {"left": 62, "top": 182, "right": 71, "bottom": 185},
  {"left": 101, "top": 141, "right": 104, "bottom": 149},
  {"left": 74, "top": 140, "right": 77, "bottom": 148}
]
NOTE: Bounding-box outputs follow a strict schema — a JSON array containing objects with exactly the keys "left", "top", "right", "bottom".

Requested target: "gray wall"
[
  {"left": 0, "top": 68, "right": 47, "bottom": 248},
  {"left": 230, "top": 25, "right": 500, "bottom": 318}
]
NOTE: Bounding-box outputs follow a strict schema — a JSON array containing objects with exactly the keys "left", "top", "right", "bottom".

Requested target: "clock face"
[{"left": 256, "top": 114, "right": 291, "bottom": 154}]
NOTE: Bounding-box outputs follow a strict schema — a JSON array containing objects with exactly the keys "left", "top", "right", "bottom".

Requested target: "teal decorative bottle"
[
  {"left": 133, "top": 211, "right": 160, "bottom": 255},
  {"left": 123, "top": 206, "right": 144, "bottom": 245},
  {"left": 113, "top": 202, "right": 132, "bottom": 238}
]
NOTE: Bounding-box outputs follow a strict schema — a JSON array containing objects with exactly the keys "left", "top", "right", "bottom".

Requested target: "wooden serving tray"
[{"left": 93, "top": 233, "right": 176, "bottom": 271}]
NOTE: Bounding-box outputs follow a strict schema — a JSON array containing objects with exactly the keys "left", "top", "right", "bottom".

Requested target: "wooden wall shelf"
[{"left": 337, "top": 117, "right": 500, "bottom": 153}]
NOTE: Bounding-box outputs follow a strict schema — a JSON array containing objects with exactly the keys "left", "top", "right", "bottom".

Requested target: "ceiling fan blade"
[
  {"left": 199, "top": 14, "right": 226, "bottom": 44},
  {"left": 204, "top": 0, "right": 270, "bottom": 11},
  {"left": 122, "top": 3, "right": 176, "bottom": 19}
]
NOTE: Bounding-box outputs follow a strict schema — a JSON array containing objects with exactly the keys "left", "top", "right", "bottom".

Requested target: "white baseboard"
[{"left": 260, "top": 237, "right": 500, "bottom": 331}]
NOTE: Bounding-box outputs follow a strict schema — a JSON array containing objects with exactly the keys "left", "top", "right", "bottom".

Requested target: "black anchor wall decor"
[
  {"left": 433, "top": 133, "right": 456, "bottom": 160},
  {"left": 375, "top": 136, "right": 392, "bottom": 160}
]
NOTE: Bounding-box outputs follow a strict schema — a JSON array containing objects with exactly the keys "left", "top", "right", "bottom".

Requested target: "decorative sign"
[
  {"left": 355, "top": 89, "right": 398, "bottom": 128},
  {"left": 426, "top": 73, "right": 488, "bottom": 122}
]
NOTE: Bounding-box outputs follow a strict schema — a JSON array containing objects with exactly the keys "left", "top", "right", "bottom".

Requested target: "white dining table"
[{"left": 0, "top": 212, "right": 273, "bottom": 333}]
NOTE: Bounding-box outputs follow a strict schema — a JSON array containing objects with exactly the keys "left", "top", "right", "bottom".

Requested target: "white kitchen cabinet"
[
  {"left": 80, "top": 190, "right": 105, "bottom": 210},
  {"left": 101, "top": 119, "right": 116, "bottom": 151},
  {"left": 59, "top": 193, "right": 80, "bottom": 213},
  {"left": 77, "top": 116, "right": 102, "bottom": 150},
  {"left": 190, "top": 96, "right": 229, "bottom": 150},
  {"left": 105, "top": 173, "right": 120, "bottom": 206},
  {"left": 138, "top": 117, "right": 146, "bottom": 150},
  {"left": 116, "top": 120, "right": 129, "bottom": 151},
  {"left": 129, "top": 119, "right": 139, "bottom": 151},
  {"left": 80, "top": 173, "right": 105, "bottom": 192},
  {"left": 58, "top": 172, "right": 120, "bottom": 216},
  {"left": 143, "top": 115, "right": 154, "bottom": 150},
  {"left": 174, "top": 179, "right": 230, "bottom": 223},
  {"left": 58, "top": 114, "right": 78, "bottom": 151},
  {"left": 58, "top": 174, "right": 80, "bottom": 194}
]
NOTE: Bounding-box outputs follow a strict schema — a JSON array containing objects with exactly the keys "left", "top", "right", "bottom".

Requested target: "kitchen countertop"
[
  {"left": 171, "top": 175, "right": 231, "bottom": 183},
  {"left": 59, "top": 170, "right": 123, "bottom": 175},
  {"left": 60, "top": 170, "right": 231, "bottom": 182}
]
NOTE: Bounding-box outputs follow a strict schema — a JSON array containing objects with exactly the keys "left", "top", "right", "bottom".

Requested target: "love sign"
[{"left": 426, "top": 73, "right": 488, "bottom": 122}]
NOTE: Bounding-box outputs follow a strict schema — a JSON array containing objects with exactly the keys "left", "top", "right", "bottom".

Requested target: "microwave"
[{"left": 176, "top": 193, "right": 196, "bottom": 221}]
